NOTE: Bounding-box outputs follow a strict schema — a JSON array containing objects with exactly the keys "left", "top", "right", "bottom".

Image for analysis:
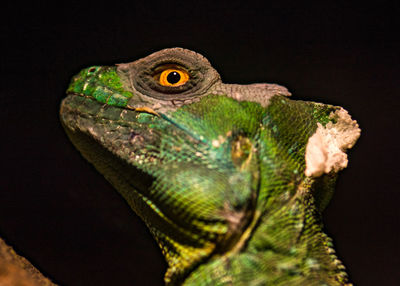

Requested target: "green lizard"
[{"left": 60, "top": 48, "right": 360, "bottom": 285}]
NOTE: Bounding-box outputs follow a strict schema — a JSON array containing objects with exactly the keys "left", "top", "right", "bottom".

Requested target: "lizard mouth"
[
  {"left": 60, "top": 93, "right": 156, "bottom": 194},
  {"left": 60, "top": 91, "right": 262, "bottom": 263}
]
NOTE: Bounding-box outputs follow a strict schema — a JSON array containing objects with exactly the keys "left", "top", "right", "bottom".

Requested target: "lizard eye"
[
  {"left": 159, "top": 69, "right": 189, "bottom": 87},
  {"left": 87, "top": 66, "right": 100, "bottom": 74},
  {"left": 119, "top": 48, "right": 220, "bottom": 100}
]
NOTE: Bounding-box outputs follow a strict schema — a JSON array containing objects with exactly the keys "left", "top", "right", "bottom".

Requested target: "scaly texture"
[{"left": 60, "top": 48, "right": 360, "bottom": 285}]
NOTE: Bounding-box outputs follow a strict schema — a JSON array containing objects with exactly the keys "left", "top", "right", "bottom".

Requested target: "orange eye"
[{"left": 159, "top": 69, "right": 189, "bottom": 87}]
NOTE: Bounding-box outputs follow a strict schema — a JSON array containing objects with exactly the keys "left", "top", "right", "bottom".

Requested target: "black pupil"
[{"left": 167, "top": 71, "right": 181, "bottom": 84}]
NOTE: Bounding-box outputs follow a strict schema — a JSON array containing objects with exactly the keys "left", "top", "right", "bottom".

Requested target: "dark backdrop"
[{"left": 1, "top": 1, "right": 399, "bottom": 285}]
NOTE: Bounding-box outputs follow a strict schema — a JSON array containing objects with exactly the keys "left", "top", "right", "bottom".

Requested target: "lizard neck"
[{"left": 182, "top": 192, "right": 351, "bottom": 285}]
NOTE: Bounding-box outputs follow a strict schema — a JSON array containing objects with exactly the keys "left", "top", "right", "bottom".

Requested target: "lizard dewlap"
[{"left": 60, "top": 48, "right": 360, "bottom": 285}]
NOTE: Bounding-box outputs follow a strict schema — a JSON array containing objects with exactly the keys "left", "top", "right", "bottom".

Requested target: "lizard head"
[{"left": 60, "top": 48, "right": 360, "bottom": 284}]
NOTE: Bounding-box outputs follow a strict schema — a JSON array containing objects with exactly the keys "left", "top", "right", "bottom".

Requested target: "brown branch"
[{"left": 0, "top": 238, "right": 56, "bottom": 286}]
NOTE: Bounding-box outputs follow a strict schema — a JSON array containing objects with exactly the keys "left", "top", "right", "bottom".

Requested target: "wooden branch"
[{"left": 0, "top": 238, "right": 56, "bottom": 286}]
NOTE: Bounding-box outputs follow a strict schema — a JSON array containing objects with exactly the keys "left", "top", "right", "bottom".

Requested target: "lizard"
[{"left": 60, "top": 48, "right": 360, "bottom": 285}]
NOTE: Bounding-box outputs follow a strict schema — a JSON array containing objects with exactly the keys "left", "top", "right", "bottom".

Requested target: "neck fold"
[{"left": 182, "top": 192, "right": 350, "bottom": 285}]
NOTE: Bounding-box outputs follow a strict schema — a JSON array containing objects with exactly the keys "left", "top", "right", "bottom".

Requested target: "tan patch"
[{"left": 305, "top": 108, "right": 361, "bottom": 177}]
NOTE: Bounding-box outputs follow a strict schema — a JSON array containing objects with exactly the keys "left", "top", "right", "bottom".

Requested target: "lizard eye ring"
[
  {"left": 138, "top": 61, "right": 198, "bottom": 96},
  {"left": 118, "top": 48, "right": 221, "bottom": 100},
  {"left": 158, "top": 68, "right": 189, "bottom": 87}
]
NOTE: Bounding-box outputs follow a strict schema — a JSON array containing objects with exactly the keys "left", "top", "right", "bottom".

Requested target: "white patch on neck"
[{"left": 304, "top": 108, "right": 361, "bottom": 177}]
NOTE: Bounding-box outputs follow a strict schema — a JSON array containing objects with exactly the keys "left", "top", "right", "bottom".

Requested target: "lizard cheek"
[{"left": 231, "top": 135, "right": 254, "bottom": 169}]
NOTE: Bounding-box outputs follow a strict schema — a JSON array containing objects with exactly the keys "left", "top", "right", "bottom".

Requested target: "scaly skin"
[{"left": 60, "top": 48, "right": 360, "bottom": 285}]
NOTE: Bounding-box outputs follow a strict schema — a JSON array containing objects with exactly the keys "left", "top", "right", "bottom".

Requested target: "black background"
[{"left": 1, "top": 1, "right": 399, "bottom": 285}]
